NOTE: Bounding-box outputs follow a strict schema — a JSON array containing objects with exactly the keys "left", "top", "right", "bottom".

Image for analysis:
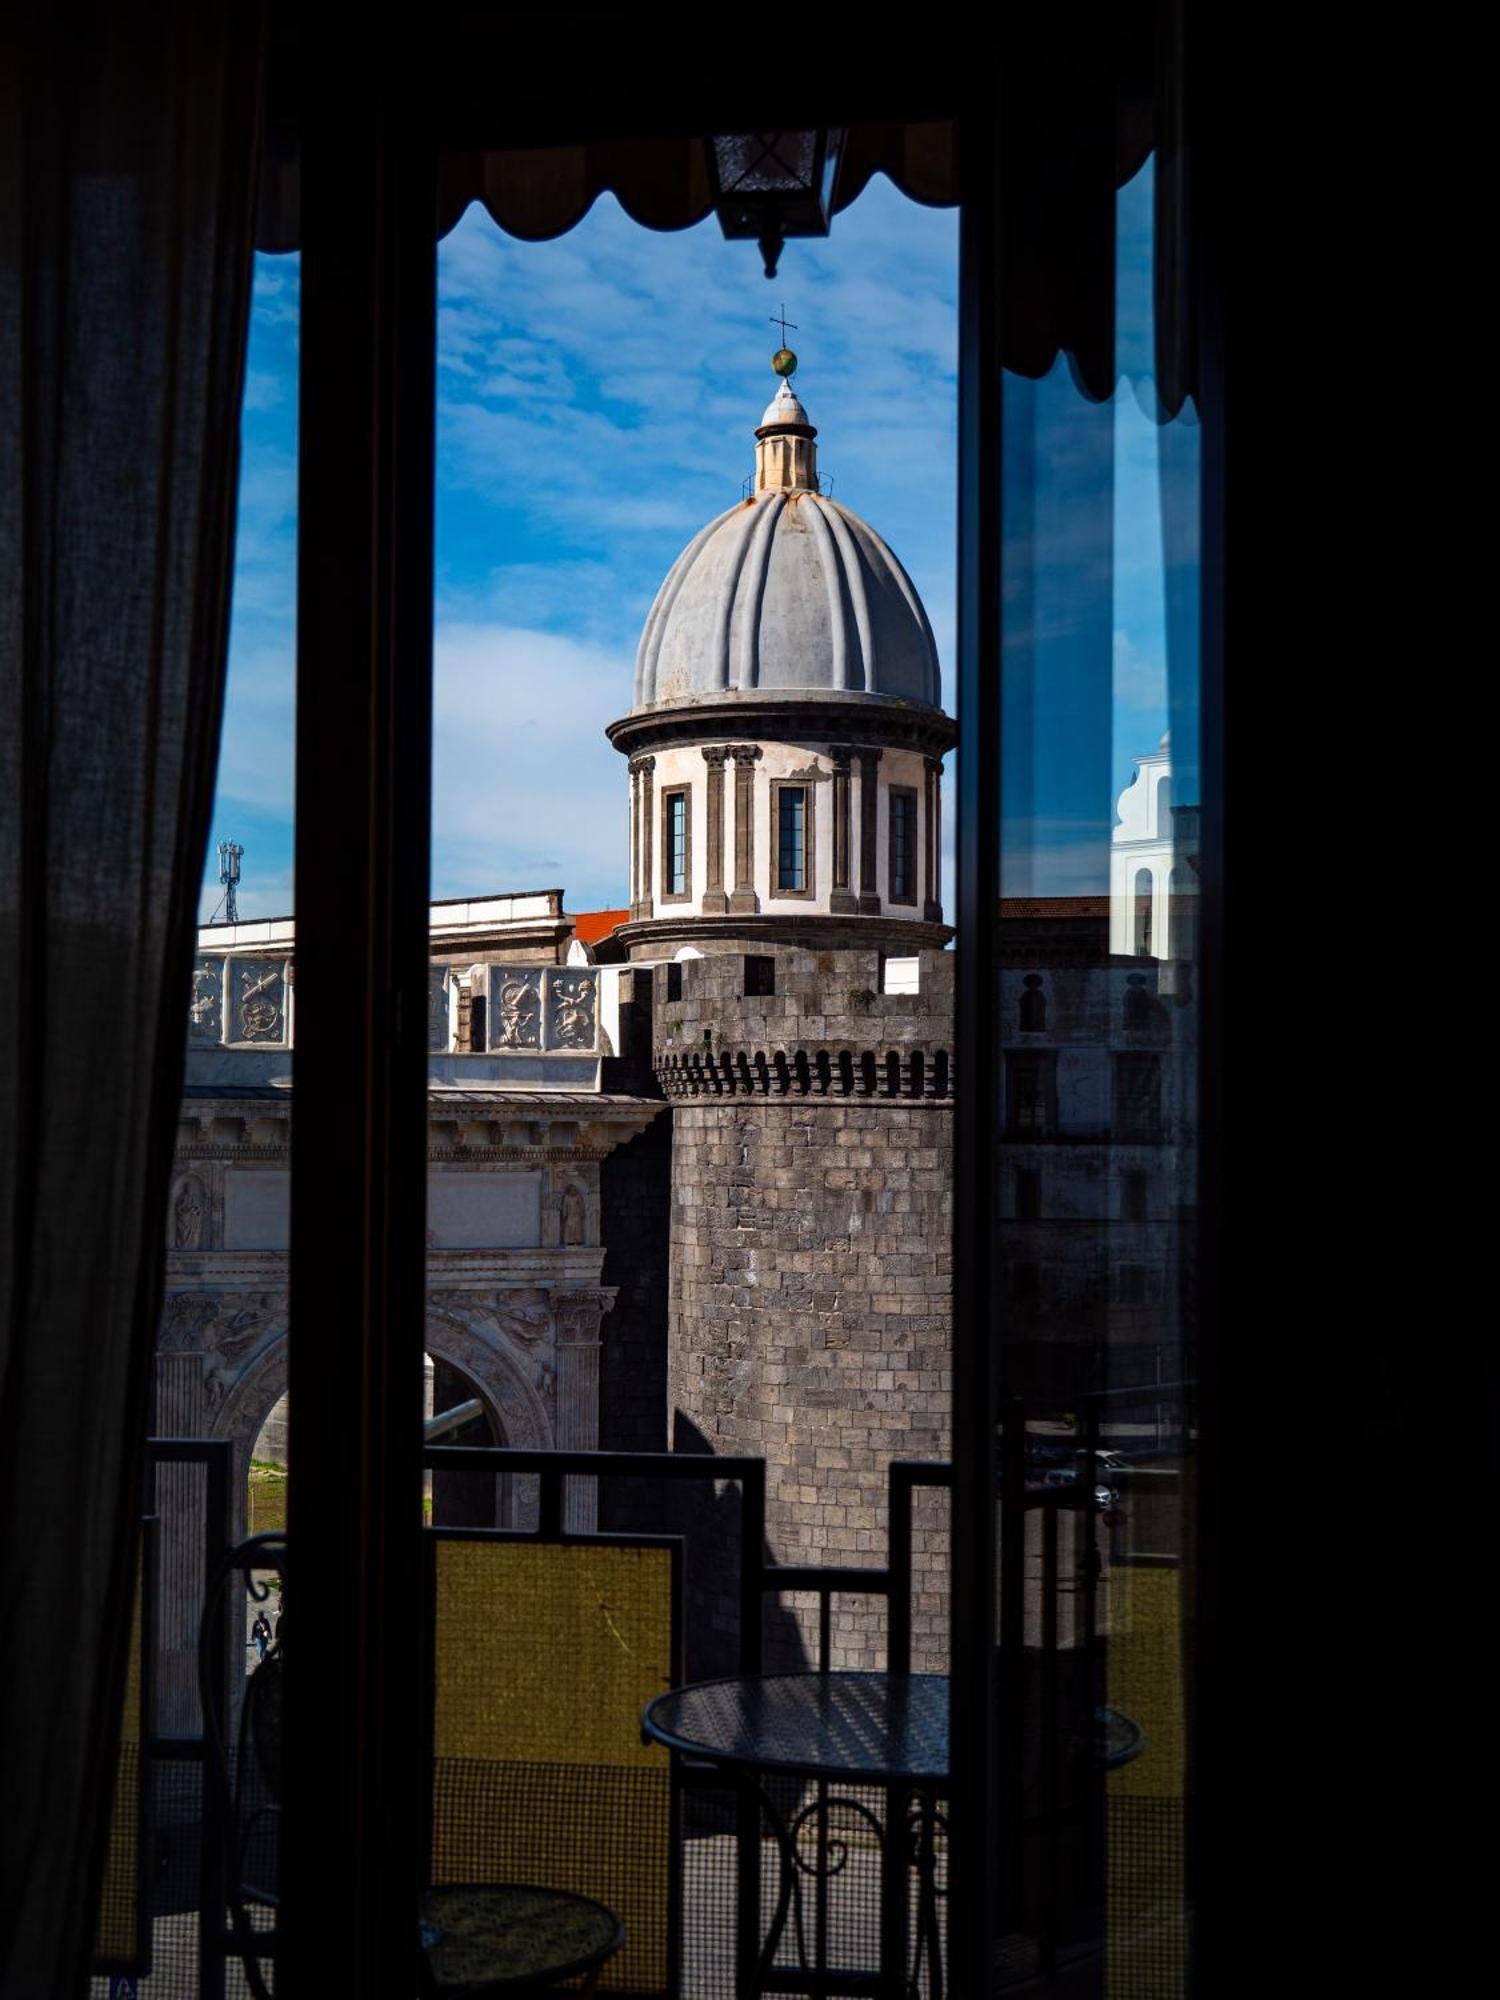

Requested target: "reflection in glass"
[{"left": 994, "top": 151, "right": 1199, "bottom": 1993}]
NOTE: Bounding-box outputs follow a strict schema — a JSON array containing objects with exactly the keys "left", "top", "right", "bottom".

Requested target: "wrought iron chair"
[{"left": 197, "top": 1530, "right": 286, "bottom": 2000}]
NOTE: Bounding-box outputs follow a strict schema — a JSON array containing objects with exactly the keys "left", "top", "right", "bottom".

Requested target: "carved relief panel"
[
  {"left": 429, "top": 964, "right": 455, "bottom": 1052},
  {"left": 469, "top": 965, "right": 599, "bottom": 1055},
  {"left": 228, "top": 958, "right": 291, "bottom": 1045},
  {"left": 546, "top": 969, "right": 597, "bottom": 1051},
  {"left": 493, "top": 970, "right": 543, "bottom": 1049},
  {"left": 189, "top": 956, "right": 226, "bottom": 1044}
]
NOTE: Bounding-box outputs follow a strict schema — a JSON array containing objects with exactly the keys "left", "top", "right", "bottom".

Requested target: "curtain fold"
[{"left": 0, "top": 4, "right": 263, "bottom": 1990}]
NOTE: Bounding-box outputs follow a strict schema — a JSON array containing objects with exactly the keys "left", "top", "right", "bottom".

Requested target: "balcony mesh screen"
[
  {"left": 93, "top": 1547, "right": 144, "bottom": 1970},
  {"left": 1106, "top": 1563, "right": 1186, "bottom": 1997},
  {"left": 431, "top": 1537, "right": 675, "bottom": 1995}
]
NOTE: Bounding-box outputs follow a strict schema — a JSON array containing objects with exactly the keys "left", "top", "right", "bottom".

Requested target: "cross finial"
[{"left": 770, "top": 305, "right": 798, "bottom": 346}]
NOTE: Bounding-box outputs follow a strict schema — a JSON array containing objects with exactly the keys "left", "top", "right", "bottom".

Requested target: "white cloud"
[{"left": 432, "top": 622, "right": 634, "bottom": 909}]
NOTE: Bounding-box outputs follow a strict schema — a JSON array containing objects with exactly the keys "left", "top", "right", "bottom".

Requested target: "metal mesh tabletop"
[
  {"left": 420, "top": 1883, "right": 624, "bottom": 1993},
  {"left": 643, "top": 1672, "right": 949, "bottom": 1786}
]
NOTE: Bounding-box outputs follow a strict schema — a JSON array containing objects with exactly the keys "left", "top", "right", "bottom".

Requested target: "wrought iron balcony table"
[
  {"left": 643, "top": 1671, "right": 949, "bottom": 2000},
  {"left": 419, "top": 1883, "right": 624, "bottom": 1996}
]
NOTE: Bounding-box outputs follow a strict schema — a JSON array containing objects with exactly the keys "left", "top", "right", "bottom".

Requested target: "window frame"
[
  {"left": 279, "top": 40, "right": 1231, "bottom": 1996},
  {"left": 660, "top": 782, "right": 691, "bottom": 902},
  {"left": 887, "top": 783, "right": 919, "bottom": 905},
  {"left": 1112, "top": 1049, "right": 1164, "bottom": 1143},
  {"left": 770, "top": 776, "right": 816, "bottom": 900},
  {"left": 1004, "top": 1048, "right": 1058, "bottom": 1138}
]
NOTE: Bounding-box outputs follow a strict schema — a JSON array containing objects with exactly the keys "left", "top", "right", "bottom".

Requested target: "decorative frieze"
[{"left": 466, "top": 965, "right": 599, "bottom": 1056}]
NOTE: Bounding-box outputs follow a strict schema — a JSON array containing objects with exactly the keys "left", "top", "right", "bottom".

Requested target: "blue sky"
[{"left": 205, "top": 164, "right": 1184, "bottom": 920}]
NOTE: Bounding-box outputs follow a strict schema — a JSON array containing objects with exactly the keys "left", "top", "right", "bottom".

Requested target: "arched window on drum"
[{"left": 1133, "top": 867, "right": 1154, "bottom": 957}]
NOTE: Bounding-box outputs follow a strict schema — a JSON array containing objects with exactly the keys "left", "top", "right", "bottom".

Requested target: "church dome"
[{"left": 631, "top": 377, "right": 943, "bottom": 713}]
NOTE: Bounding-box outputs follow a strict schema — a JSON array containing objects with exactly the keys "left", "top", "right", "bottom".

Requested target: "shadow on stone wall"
[{"left": 671, "top": 1411, "right": 810, "bottom": 1683}]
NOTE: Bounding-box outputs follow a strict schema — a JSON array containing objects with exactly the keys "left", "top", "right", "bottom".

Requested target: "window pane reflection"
[{"left": 995, "top": 154, "right": 1199, "bottom": 1994}]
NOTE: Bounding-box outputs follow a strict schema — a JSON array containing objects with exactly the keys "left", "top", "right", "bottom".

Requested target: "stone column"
[
  {"left": 637, "top": 757, "right": 656, "bottom": 919},
  {"left": 858, "top": 749, "right": 883, "bottom": 914},
  {"left": 702, "top": 748, "right": 729, "bottom": 914},
  {"left": 552, "top": 1287, "right": 617, "bottom": 1531},
  {"left": 830, "top": 747, "right": 856, "bottom": 914},
  {"left": 924, "top": 755, "right": 943, "bottom": 922},
  {"left": 729, "top": 744, "right": 761, "bottom": 915},
  {"left": 628, "top": 762, "right": 641, "bottom": 917}
]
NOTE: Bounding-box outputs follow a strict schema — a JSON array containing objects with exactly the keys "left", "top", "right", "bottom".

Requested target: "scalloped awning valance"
[
  {"left": 255, "top": 123, "right": 962, "bottom": 254},
  {"left": 254, "top": 28, "right": 1190, "bottom": 412}
]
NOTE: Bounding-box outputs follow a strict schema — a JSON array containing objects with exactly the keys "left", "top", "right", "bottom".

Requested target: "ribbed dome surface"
[{"left": 632, "top": 490, "right": 942, "bottom": 711}]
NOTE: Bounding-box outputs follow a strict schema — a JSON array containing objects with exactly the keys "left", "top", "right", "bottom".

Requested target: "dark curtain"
[{"left": 0, "top": 4, "right": 263, "bottom": 1990}]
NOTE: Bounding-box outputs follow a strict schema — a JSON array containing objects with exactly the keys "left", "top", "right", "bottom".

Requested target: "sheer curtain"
[{"left": 0, "top": 4, "right": 263, "bottom": 1988}]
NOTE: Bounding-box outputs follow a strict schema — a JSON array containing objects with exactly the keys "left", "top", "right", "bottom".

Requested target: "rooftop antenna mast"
[{"left": 215, "top": 840, "right": 243, "bottom": 924}]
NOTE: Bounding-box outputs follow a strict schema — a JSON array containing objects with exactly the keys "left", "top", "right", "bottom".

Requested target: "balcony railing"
[{"left": 93, "top": 1406, "right": 1189, "bottom": 1998}]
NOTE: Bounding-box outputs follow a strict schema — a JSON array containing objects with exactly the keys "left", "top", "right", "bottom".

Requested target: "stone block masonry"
[{"left": 656, "top": 947, "right": 953, "bottom": 1672}]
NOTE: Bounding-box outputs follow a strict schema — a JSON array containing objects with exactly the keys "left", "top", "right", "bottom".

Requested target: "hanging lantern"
[{"left": 706, "top": 129, "right": 846, "bottom": 278}]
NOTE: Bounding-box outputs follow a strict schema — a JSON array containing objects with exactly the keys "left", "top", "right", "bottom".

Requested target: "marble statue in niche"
[
  {"left": 173, "top": 1177, "right": 207, "bottom": 1250},
  {"left": 495, "top": 973, "right": 542, "bottom": 1049},
  {"left": 560, "top": 1183, "right": 586, "bottom": 1246},
  {"left": 549, "top": 973, "right": 596, "bottom": 1050}
]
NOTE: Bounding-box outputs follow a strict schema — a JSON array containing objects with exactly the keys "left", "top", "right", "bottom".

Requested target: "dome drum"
[{"left": 617, "top": 733, "right": 950, "bottom": 955}]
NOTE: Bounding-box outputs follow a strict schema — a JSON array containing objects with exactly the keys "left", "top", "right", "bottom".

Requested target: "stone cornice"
[
  {"left": 616, "top": 913, "right": 955, "bottom": 955},
  {"left": 174, "top": 1094, "right": 665, "bottom": 1164},
  {"left": 606, "top": 696, "right": 957, "bottom": 761}
]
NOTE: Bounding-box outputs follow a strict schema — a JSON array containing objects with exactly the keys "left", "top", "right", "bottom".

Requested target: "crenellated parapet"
[{"left": 656, "top": 1044, "right": 952, "bottom": 1101}]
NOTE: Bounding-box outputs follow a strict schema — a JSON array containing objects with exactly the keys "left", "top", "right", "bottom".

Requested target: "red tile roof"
[{"left": 572, "top": 907, "right": 629, "bottom": 945}]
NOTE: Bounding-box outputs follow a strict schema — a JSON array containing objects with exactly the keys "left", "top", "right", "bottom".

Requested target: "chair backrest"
[
  {"left": 197, "top": 1533, "right": 286, "bottom": 2000},
  {"left": 425, "top": 1532, "right": 681, "bottom": 1998}
]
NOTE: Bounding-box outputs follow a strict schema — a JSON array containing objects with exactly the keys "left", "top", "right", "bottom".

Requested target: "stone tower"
[{"left": 607, "top": 360, "right": 956, "bottom": 1671}]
